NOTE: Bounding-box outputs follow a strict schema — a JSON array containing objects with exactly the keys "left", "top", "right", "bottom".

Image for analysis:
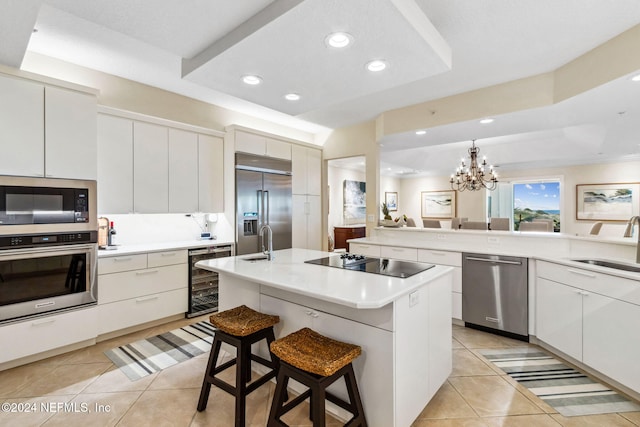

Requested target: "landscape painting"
[
  {"left": 421, "top": 190, "right": 456, "bottom": 219},
  {"left": 343, "top": 180, "right": 366, "bottom": 225},
  {"left": 576, "top": 183, "right": 639, "bottom": 221}
]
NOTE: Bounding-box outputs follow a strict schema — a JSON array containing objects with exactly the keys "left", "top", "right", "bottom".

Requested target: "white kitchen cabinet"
[
  {"left": 234, "top": 130, "right": 291, "bottom": 160},
  {"left": 97, "top": 249, "right": 188, "bottom": 335},
  {"left": 133, "top": 122, "right": 168, "bottom": 213},
  {"left": 0, "top": 74, "right": 44, "bottom": 177},
  {"left": 44, "top": 86, "right": 97, "bottom": 180},
  {"left": 418, "top": 249, "right": 463, "bottom": 320},
  {"left": 536, "top": 260, "right": 640, "bottom": 394},
  {"left": 292, "top": 145, "right": 321, "bottom": 196},
  {"left": 583, "top": 291, "right": 640, "bottom": 393},
  {"left": 536, "top": 277, "right": 583, "bottom": 361},
  {"left": 0, "top": 75, "right": 97, "bottom": 180},
  {"left": 348, "top": 243, "right": 381, "bottom": 257},
  {"left": 260, "top": 293, "right": 394, "bottom": 427},
  {"left": 0, "top": 307, "right": 97, "bottom": 364},
  {"left": 198, "top": 134, "right": 224, "bottom": 213},
  {"left": 381, "top": 246, "right": 418, "bottom": 261},
  {"left": 168, "top": 128, "right": 199, "bottom": 213},
  {"left": 292, "top": 194, "right": 321, "bottom": 250},
  {"left": 97, "top": 114, "right": 134, "bottom": 213}
]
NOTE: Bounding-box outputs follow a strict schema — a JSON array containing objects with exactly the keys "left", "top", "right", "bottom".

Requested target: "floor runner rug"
[
  {"left": 104, "top": 321, "right": 215, "bottom": 381},
  {"left": 478, "top": 347, "right": 640, "bottom": 417}
]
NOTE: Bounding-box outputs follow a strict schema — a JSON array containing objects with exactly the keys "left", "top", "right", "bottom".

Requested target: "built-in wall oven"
[
  {"left": 187, "top": 244, "right": 234, "bottom": 318},
  {"left": 0, "top": 176, "right": 98, "bottom": 324}
]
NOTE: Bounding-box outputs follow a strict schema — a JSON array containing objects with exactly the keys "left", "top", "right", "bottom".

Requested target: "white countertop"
[
  {"left": 195, "top": 248, "right": 453, "bottom": 309},
  {"left": 97, "top": 238, "right": 235, "bottom": 257}
]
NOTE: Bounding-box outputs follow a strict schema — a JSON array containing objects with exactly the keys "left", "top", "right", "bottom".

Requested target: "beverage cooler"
[{"left": 187, "top": 244, "right": 234, "bottom": 317}]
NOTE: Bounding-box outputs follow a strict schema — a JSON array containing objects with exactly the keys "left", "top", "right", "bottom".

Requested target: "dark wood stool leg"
[
  {"left": 197, "top": 335, "right": 222, "bottom": 411},
  {"left": 344, "top": 364, "right": 367, "bottom": 427},
  {"left": 267, "top": 367, "right": 289, "bottom": 426},
  {"left": 310, "top": 378, "right": 326, "bottom": 427},
  {"left": 235, "top": 337, "right": 249, "bottom": 427}
]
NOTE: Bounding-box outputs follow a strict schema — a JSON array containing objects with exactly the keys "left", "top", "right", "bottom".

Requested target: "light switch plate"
[{"left": 409, "top": 291, "right": 419, "bottom": 307}]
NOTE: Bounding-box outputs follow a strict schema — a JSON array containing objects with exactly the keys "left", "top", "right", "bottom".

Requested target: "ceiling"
[{"left": 3, "top": 1, "right": 640, "bottom": 177}]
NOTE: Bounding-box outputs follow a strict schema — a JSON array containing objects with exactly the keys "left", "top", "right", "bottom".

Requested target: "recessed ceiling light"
[
  {"left": 479, "top": 118, "right": 494, "bottom": 124},
  {"left": 242, "top": 75, "right": 262, "bottom": 85},
  {"left": 284, "top": 93, "right": 300, "bottom": 101},
  {"left": 366, "top": 60, "right": 387, "bottom": 72},
  {"left": 631, "top": 74, "right": 640, "bottom": 82},
  {"left": 325, "top": 32, "right": 353, "bottom": 48},
  {"left": 415, "top": 130, "right": 427, "bottom": 135}
]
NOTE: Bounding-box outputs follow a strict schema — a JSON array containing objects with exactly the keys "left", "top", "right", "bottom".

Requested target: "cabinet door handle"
[
  {"left": 160, "top": 252, "right": 176, "bottom": 257},
  {"left": 567, "top": 269, "right": 596, "bottom": 278},
  {"left": 31, "top": 318, "right": 56, "bottom": 326},
  {"left": 310, "top": 312, "right": 319, "bottom": 318},
  {"left": 580, "top": 291, "right": 591, "bottom": 296},
  {"left": 114, "top": 257, "right": 133, "bottom": 262},
  {"left": 136, "top": 270, "right": 159, "bottom": 276},
  {"left": 136, "top": 295, "right": 159, "bottom": 303},
  {"left": 429, "top": 251, "right": 447, "bottom": 256},
  {"left": 391, "top": 248, "right": 404, "bottom": 252}
]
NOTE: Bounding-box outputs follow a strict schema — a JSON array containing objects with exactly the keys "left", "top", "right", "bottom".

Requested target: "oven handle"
[{"left": 0, "top": 243, "right": 97, "bottom": 258}]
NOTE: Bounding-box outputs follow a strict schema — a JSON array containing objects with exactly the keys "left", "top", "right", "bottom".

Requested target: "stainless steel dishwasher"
[{"left": 462, "top": 252, "right": 528, "bottom": 339}]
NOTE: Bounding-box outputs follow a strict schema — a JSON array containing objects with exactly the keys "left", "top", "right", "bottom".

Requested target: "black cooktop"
[{"left": 305, "top": 253, "right": 435, "bottom": 278}]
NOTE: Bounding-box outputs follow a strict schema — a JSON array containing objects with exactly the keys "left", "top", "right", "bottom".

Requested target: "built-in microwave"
[{"left": 0, "top": 176, "right": 97, "bottom": 236}]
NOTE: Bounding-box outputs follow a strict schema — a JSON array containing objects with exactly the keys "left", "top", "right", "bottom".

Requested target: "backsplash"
[{"left": 99, "top": 213, "right": 234, "bottom": 245}]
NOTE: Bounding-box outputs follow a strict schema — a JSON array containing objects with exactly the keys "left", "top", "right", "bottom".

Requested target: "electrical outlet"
[
  {"left": 488, "top": 236, "right": 500, "bottom": 244},
  {"left": 437, "top": 234, "right": 446, "bottom": 240},
  {"left": 409, "top": 291, "right": 419, "bottom": 307}
]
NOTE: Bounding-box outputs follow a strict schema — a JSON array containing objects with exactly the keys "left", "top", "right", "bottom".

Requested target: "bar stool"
[
  {"left": 267, "top": 327, "right": 367, "bottom": 427},
  {"left": 197, "top": 305, "right": 280, "bottom": 427}
]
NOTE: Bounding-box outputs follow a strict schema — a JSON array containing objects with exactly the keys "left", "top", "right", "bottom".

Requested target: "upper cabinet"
[
  {"left": 198, "top": 134, "right": 224, "bottom": 213},
  {"left": 134, "top": 122, "right": 169, "bottom": 213},
  {"left": 44, "top": 86, "right": 97, "bottom": 180},
  {"left": 292, "top": 145, "right": 321, "bottom": 196},
  {"left": 234, "top": 130, "right": 292, "bottom": 160},
  {"left": 168, "top": 128, "right": 198, "bottom": 213},
  {"left": 97, "top": 110, "right": 224, "bottom": 214},
  {"left": 97, "top": 114, "right": 133, "bottom": 214},
  {"left": 0, "top": 73, "right": 97, "bottom": 180}
]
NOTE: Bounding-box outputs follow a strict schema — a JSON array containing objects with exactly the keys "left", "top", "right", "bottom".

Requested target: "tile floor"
[{"left": 0, "top": 318, "right": 639, "bottom": 427}]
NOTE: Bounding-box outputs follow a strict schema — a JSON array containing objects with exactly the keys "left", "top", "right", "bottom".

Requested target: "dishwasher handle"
[{"left": 464, "top": 256, "right": 523, "bottom": 265}]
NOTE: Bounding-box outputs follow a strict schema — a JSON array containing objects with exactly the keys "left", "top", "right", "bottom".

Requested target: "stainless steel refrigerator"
[{"left": 236, "top": 153, "right": 292, "bottom": 255}]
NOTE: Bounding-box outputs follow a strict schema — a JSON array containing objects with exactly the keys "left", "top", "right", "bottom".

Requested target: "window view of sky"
[{"left": 513, "top": 182, "right": 560, "bottom": 213}]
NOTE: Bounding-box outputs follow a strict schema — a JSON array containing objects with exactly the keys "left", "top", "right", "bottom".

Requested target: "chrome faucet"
[
  {"left": 623, "top": 216, "right": 640, "bottom": 263},
  {"left": 260, "top": 224, "right": 274, "bottom": 261}
]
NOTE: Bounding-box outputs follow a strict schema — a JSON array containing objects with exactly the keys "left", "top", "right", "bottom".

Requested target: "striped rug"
[
  {"left": 104, "top": 321, "right": 215, "bottom": 381},
  {"left": 478, "top": 347, "right": 640, "bottom": 417}
]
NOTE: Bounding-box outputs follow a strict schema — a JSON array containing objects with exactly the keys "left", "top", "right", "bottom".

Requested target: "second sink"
[{"left": 572, "top": 259, "right": 640, "bottom": 273}]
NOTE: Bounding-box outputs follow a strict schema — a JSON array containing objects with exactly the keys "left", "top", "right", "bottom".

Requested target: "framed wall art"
[
  {"left": 385, "top": 192, "right": 398, "bottom": 211},
  {"left": 421, "top": 190, "right": 456, "bottom": 219},
  {"left": 576, "top": 183, "right": 639, "bottom": 221},
  {"left": 343, "top": 180, "right": 366, "bottom": 225}
]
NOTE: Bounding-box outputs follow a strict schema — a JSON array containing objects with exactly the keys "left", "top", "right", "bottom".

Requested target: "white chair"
[
  {"left": 489, "top": 218, "right": 510, "bottom": 231},
  {"left": 461, "top": 221, "right": 488, "bottom": 230},
  {"left": 405, "top": 218, "right": 416, "bottom": 227},
  {"left": 422, "top": 219, "right": 441, "bottom": 228},
  {"left": 519, "top": 222, "right": 549, "bottom": 232}
]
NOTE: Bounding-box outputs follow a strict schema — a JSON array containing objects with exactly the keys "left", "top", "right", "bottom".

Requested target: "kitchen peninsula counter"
[{"left": 196, "top": 248, "right": 454, "bottom": 427}]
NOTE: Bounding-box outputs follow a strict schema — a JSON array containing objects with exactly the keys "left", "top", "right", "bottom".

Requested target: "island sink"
[{"left": 572, "top": 259, "right": 640, "bottom": 273}]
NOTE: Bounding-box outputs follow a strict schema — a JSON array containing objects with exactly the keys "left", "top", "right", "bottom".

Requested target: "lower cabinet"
[
  {"left": 418, "top": 249, "right": 462, "bottom": 320},
  {"left": 97, "top": 250, "right": 188, "bottom": 335},
  {"left": 0, "top": 307, "right": 97, "bottom": 364},
  {"left": 260, "top": 294, "right": 394, "bottom": 426},
  {"left": 536, "top": 278, "right": 583, "bottom": 361},
  {"left": 536, "top": 260, "right": 640, "bottom": 393}
]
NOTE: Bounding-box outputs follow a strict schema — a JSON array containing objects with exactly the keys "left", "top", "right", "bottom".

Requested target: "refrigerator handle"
[
  {"left": 264, "top": 190, "right": 270, "bottom": 224},
  {"left": 257, "top": 190, "right": 265, "bottom": 252}
]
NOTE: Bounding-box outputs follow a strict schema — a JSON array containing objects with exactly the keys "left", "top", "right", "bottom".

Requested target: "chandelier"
[{"left": 450, "top": 140, "right": 498, "bottom": 191}]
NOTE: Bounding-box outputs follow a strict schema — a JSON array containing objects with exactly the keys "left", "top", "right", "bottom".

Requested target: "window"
[{"left": 488, "top": 178, "right": 562, "bottom": 232}]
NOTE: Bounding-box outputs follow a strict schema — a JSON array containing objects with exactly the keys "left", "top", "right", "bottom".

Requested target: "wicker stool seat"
[
  {"left": 267, "top": 328, "right": 367, "bottom": 427},
  {"left": 198, "top": 305, "right": 280, "bottom": 427}
]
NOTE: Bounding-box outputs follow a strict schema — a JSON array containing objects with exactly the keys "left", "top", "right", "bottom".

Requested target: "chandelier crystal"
[{"left": 450, "top": 140, "right": 498, "bottom": 191}]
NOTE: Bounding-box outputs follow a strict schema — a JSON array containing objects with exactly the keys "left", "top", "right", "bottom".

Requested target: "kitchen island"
[{"left": 196, "top": 248, "right": 454, "bottom": 427}]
